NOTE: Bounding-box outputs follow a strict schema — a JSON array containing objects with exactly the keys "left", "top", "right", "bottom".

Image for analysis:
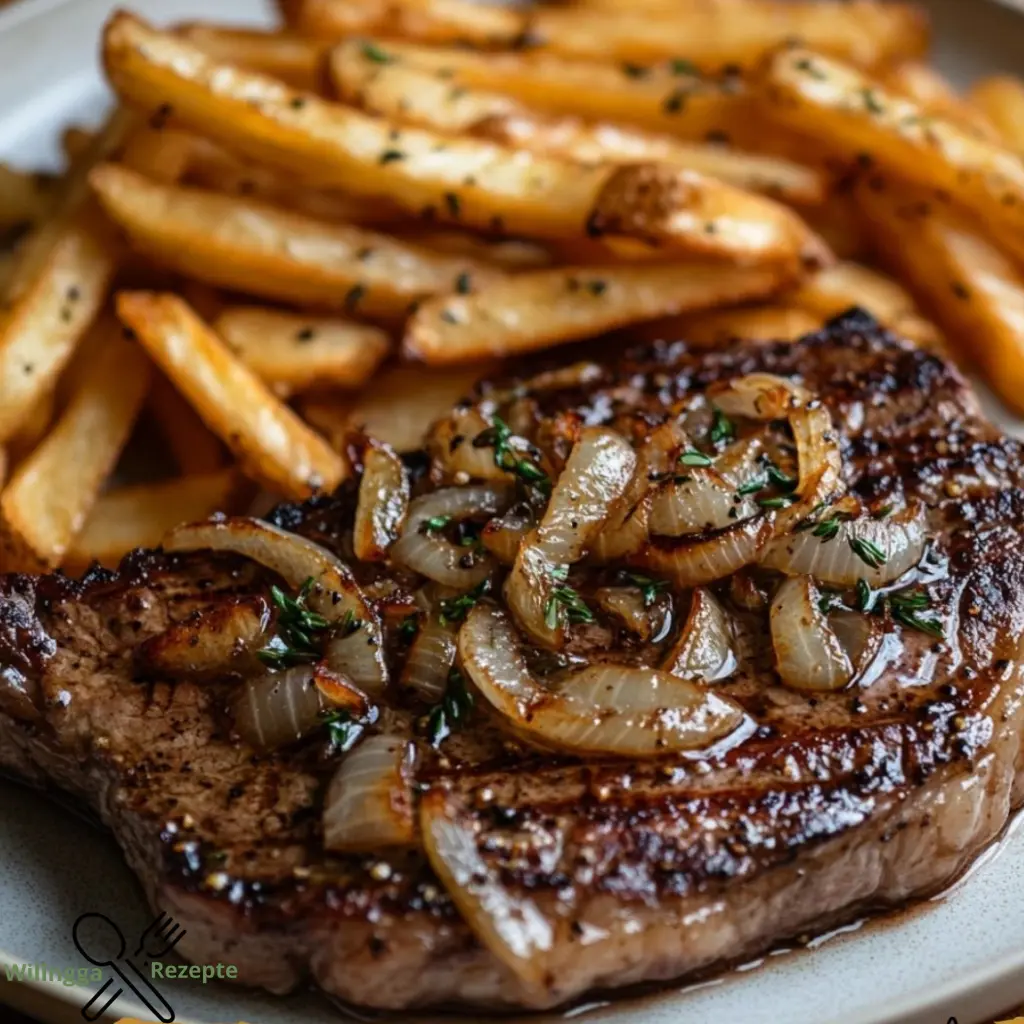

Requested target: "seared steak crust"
[{"left": 2, "top": 312, "right": 1024, "bottom": 1011}]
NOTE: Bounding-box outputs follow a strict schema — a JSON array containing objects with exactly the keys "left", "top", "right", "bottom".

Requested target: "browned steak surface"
[{"left": 1, "top": 312, "right": 1024, "bottom": 1011}]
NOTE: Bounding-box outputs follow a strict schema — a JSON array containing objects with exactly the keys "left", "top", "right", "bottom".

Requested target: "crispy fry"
[
  {"left": 800, "top": 195, "right": 873, "bottom": 262},
  {"left": 301, "top": 362, "right": 492, "bottom": 452},
  {"left": 331, "top": 46, "right": 826, "bottom": 207},
  {"left": 0, "top": 165, "right": 58, "bottom": 233},
  {"left": 0, "top": 323, "right": 151, "bottom": 570},
  {"left": 180, "top": 24, "right": 328, "bottom": 91},
  {"left": 669, "top": 304, "right": 823, "bottom": 347},
  {"left": 858, "top": 183, "right": 1024, "bottom": 414},
  {"left": 405, "top": 262, "right": 798, "bottom": 364},
  {"left": 215, "top": 307, "right": 391, "bottom": 395},
  {"left": 117, "top": 291, "right": 345, "bottom": 499},
  {"left": 969, "top": 76, "right": 1024, "bottom": 155},
  {"left": 119, "top": 125, "right": 195, "bottom": 182},
  {"left": 0, "top": 204, "right": 119, "bottom": 442},
  {"left": 884, "top": 63, "right": 997, "bottom": 140},
  {"left": 296, "top": 0, "right": 928, "bottom": 69},
  {"left": 147, "top": 375, "right": 226, "bottom": 475},
  {"left": 755, "top": 47, "right": 1024, "bottom": 264},
  {"left": 398, "top": 230, "right": 554, "bottom": 270},
  {"left": 7, "top": 389, "right": 56, "bottom": 464},
  {"left": 61, "top": 126, "right": 95, "bottom": 164},
  {"left": 103, "top": 14, "right": 828, "bottom": 265},
  {"left": 64, "top": 470, "right": 243, "bottom": 571},
  {"left": 91, "top": 164, "right": 498, "bottom": 318}
]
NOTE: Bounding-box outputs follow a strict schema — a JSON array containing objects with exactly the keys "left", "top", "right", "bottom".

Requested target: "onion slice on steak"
[
  {"left": 707, "top": 372, "right": 811, "bottom": 421},
  {"left": 459, "top": 603, "right": 744, "bottom": 755},
  {"left": 233, "top": 662, "right": 368, "bottom": 750},
  {"left": 663, "top": 588, "right": 737, "bottom": 682},
  {"left": 479, "top": 508, "right": 533, "bottom": 565},
  {"left": 401, "top": 606, "right": 458, "bottom": 701},
  {"left": 506, "top": 427, "right": 635, "bottom": 648},
  {"left": 770, "top": 576, "right": 854, "bottom": 692},
  {"left": 323, "top": 734, "right": 417, "bottom": 852},
  {"left": 391, "top": 484, "right": 512, "bottom": 588},
  {"left": 164, "top": 517, "right": 388, "bottom": 694},
  {"left": 762, "top": 502, "right": 927, "bottom": 586},
  {"left": 353, "top": 441, "right": 409, "bottom": 562}
]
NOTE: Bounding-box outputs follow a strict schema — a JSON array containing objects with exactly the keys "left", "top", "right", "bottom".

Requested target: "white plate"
[{"left": 1, "top": 1, "right": 1024, "bottom": 1022}]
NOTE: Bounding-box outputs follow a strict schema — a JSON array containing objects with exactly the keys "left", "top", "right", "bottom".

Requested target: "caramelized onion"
[
  {"left": 594, "top": 587, "right": 660, "bottom": 640},
  {"left": 770, "top": 576, "right": 853, "bottom": 692},
  {"left": 459, "top": 603, "right": 744, "bottom": 755},
  {"left": 505, "top": 428, "right": 635, "bottom": 648},
  {"left": 354, "top": 442, "right": 409, "bottom": 562},
  {"left": 707, "top": 372, "right": 811, "bottom": 421},
  {"left": 430, "top": 407, "right": 538, "bottom": 483},
  {"left": 164, "top": 517, "right": 387, "bottom": 694},
  {"left": 649, "top": 468, "right": 759, "bottom": 537},
  {"left": 663, "top": 588, "right": 737, "bottom": 682},
  {"left": 233, "top": 662, "right": 367, "bottom": 750},
  {"left": 391, "top": 484, "right": 511, "bottom": 588},
  {"left": 323, "top": 734, "right": 417, "bottom": 852},
  {"left": 479, "top": 508, "right": 533, "bottom": 565},
  {"left": 401, "top": 612, "right": 458, "bottom": 701},
  {"left": 762, "top": 503, "right": 926, "bottom": 586}
]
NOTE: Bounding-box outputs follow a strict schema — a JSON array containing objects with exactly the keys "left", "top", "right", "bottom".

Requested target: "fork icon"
[{"left": 136, "top": 911, "right": 187, "bottom": 961}]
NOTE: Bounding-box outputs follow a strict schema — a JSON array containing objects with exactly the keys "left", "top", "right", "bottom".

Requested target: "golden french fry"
[
  {"left": 0, "top": 204, "right": 119, "bottom": 442},
  {"left": 301, "top": 362, "right": 492, "bottom": 452},
  {"left": 61, "top": 126, "right": 95, "bottom": 164},
  {"left": 404, "top": 262, "right": 799, "bottom": 364},
  {"left": 102, "top": 13, "right": 826, "bottom": 267},
  {"left": 800, "top": 195, "right": 873, "bottom": 262},
  {"left": 754, "top": 47, "right": 1024, "bottom": 264},
  {"left": 969, "top": 76, "right": 1024, "bottom": 155},
  {"left": 858, "top": 183, "right": 1024, "bottom": 414},
  {"left": 0, "top": 165, "right": 58, "bottom": 232},
  {"left": 330, "top": 45, "right": 826, "bottom": 207},
  {"left": 399, "top": 230, "right": 554, "bottom": 270},
  {"left": 215, "top": 307, "right": 391, "bottom": 394},
  {"left": 179, "top": 23, "right": 328, "bottom": 91},
  {"left": 117, "top": 291, "right": 345, "bottom": 498},
  {"left": 119, "top": 125, "right": 195, "bottom": 182},
  {"left": 91, "top": 164, "right": 498, "bottom": 318},
  {"left": 669, "top": 304, "right": 823, "bottom": 347},
  {"left": 7, "top": 389, "right": 56, "bottom": 464},
  {"left": 65, "top": 470, "right": 243, "bottom": 571},
  {"left": 296, "top": 0, "right": 928, "bottom": 69},
  {"left": 0, "top": 323, "right": 151, "bottom": 570},
  {"left": 148, "top": 375, "right": 225, "bottom": 475},
  {"left": 884, "top": 63, "right": 997, "bottom": 140}
]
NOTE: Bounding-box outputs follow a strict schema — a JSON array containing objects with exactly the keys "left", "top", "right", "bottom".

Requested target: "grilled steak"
[{"left": 2, "top": 311, "right": 1023, "bottom": 1012}]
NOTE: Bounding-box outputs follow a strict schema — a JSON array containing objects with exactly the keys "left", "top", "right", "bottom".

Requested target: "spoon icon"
[{"left": 73, "top": 912, "right": 175, "bottom": 1022}]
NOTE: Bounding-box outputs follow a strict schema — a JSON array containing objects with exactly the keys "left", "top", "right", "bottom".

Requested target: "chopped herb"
[
  {"left": 874, "top": 504, "right": 894, "bottom": 519},
  {"left": 758, "top": 494, "right": 797, "bottom": 509},
  {"left": 258, "top": 578, "right": 329, "bottom": 668},
  {"left": 378, "top": 149, "right": 404, "bottom": 164},
  {"left": 455, "top": 271, "right": 473, "bottom": 294},
  {"left": 438, "top": 580, "right": 491, "bottom": 627},
  {"left": 544, "top": 583, "right": 595, "bottom": 630},
  {"left": 861, "top": 88, "right": 885, "bottom": 115},
  {"left": 361, "top": 42, "right": 394, "bottom": 64},
  {"left": 398, "top": 614, "right": 419, "bottom": 642},
  {"left": 322, "top": 710, "right": 358, "bottom": 752},
  {"left": 679, "top": 449, "right": 713, "bottom": 468},
  {"left": 422, "top": 514, "right": 452, "bottom": 534},
  {"left": 426, "top": 668, "right": 475, "bottom": 746},
  {"left": 794, "top": 57, "right": 826, "bottom": 80},
  {"left": 890, "top": 589, "right": 944, "bottom": 638},
  {"left": 849, "top": 536, "right": 887, "bottom": 569},
  {"left": 855, "top": 578, "right": 879, "bottom": 612},
  {"left": 295, "top": 326, "right": 316, "bottom": 342},
  {"left": 622, "top": 62, "right": 648, "bottom": 79},
  {"left": 587, "top": 279, "right": 607, "bottom": 296},
  {"left": 339, "top": 608, "right": 362, "bottom": 637},
  {"left": 663, "top": 88, "right": 688, "bottom": 114},
  {"left": 623, "top": 572, "right": 669, "bottom": 607},
  {"left": 290, "top": 97, "right": 306, "bottom": 110},
  {"left": 472, "top": 415, "right": 551, "bottom": 494},
  {"left": 766, "top": 463, "right": 797, "bottom": 491},
  {"left": 344, "top": 283, "right": 367, "bottom": 310},
  {"left": 737, "top": 477, "right": 767, "bottom": 496},
  {"left": 806, "top": 510, "right": 853, "bottom": 541},
  {"left": 818, "top": 589, "right": 841, "bottom": 615},
  {"left": 669, "top": 57, "right": 699, "bottom": 76},
  {"left": 444, "top": 191, "right": 461, "bottom": 217},
  {"left": 709, "top": 405, "right": 734, "bottom": 444}
]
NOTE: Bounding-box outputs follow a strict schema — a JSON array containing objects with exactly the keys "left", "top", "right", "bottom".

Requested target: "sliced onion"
[
  {"left": 233, "top": 662, "right": 367, "bottom": 750},
  {"left": 707, "top": 372, "right": 811, "bottom": 421},
  {"left": 135, "top": 596, "right": 270, "bottom": 680},
  {"left": 649, "top": 468, "right": 760, "bottom": 537},
  {"left": 354, "top": 442, "right": 409, "bottom": 562},
  {"left": 505, "top": 428, "right": 635, "bottom": 648},
  {"left": 594, "top": 587, "right": 660, "bottom": 640},
  {"left": 164, "top": 517, "right": 387, "bottom": 694},
  {"left": 459, "top": 603, "right": 744, "bottom": 756},
  {"left": 429, "top": 407, "right": 538, "bottom": 484},
  {"left": 761, "top": 503, "right": 926, "bottom": 586},
  {"left": 323, "top": 734, "right": 417, "bottom": 852},
  {"left": 663, "top": 588, "right": 737, "bottom": 682},
  {"left": 638, "top": 515, "right": 774, "bottom": 588},
  {"left": 831, "top": 609, "right": 884, "bottom": 682},
  {"left": 770, "top": 576, "right": 853, "bottom": 692},
  {"left": 479, "top": 508, "right": 533, "bottom": 565},
  {"left": 401, "top": 613, "right": 458, "bottom": 701},
  {"left": 391, "top": 484, "right": 511, "bottom": 588}
]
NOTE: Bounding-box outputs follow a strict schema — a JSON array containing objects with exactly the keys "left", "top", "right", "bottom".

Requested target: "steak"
[{"left": 2, "top": 311, "right": 1024, "bottom": 1013}]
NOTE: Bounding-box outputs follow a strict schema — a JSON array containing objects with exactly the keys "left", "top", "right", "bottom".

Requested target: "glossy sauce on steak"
[{"left": 1, "top": 312, "right": 1023, "bottom": 1012}]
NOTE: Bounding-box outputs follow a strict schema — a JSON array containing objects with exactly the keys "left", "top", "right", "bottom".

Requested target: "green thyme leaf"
[
  {"left": 849, "top": 536, "right": 887, "bottom": 568},
  {"left": 361, "top": 42, "right": 394, "bottom": 64},
  {"left": 438, "top": 579, "right": 491, "bottom": 627},
  {"left": 679, "top": 449, "right": 713, "bottom": 468},
  {"left": 709, "top": 405, "right": 735, "bottom": 444},
  {"left": 622, "top": 572, "right": 669, "bottom": 607},
  {"left": 422, "top": 514, "right": 453, "bottom": 534}
]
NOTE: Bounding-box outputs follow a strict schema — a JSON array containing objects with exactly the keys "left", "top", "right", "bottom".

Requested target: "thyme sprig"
[
  {"left": 438, "top": 579, "right": 491, "bottom": 626},
  {"left": 544, "top": 583, "right": 595, "bottom": 630},
  {"left": 426, "top": 669, "right": 475, "bottom": 746},
  {"left": 622, "top": 572, "right": 670, "bottom": 607},
  {"left": 258, "top": 577, "right": 330, "bottom": 668},
  {"left": 473, "top": 416, "right": 551, "bottom": 494}
]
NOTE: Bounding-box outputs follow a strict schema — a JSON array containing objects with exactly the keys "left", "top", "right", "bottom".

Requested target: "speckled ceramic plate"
[{"left": 2, "top": 1, "right": 1024, "bottom": 1022}]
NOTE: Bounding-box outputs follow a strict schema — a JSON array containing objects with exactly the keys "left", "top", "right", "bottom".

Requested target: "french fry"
[
  {"left": 147, "top": 375, "right": 226, "bottom": 475},
  {"left": 215, "top": 307, "right": 391, "bottom": 395},
  {"left": 64, "top": 470, "right": 242, "bottom": 571},
  {"left": 969, "top": 76, "right": 1024, "bottom": 155},
  {"left": 801, "top": 195, "right": 873, "bottom": 262},
  {"left": 754, "top": 47, "right": 1024, "bottom": 264},
  {"left": 668, "top": 304, "right": 823, "bottom": 347},
  {"left": 301, "top": 362, "right": 492, "bottom": 452},
  {"left": 857, "top": 183, "right": 1024, "bottom": 414},
  {"left": 116, "top": 291, "right": 345, "bottom": 499},
  {"left": 0, "top": 165, "right": 58, "bottom": 233},
  {"left": 7, "top": 389, "right": 56, "bottom": 464},
  {"left": 884, "top": 63, "right": 997, "bottom": 140},
  {"left": 0, "top": 323, "right": 151, "bottom": 570},
  {"left": 330, "top": 45, "right": 826, "bottom": 206},
  {"left": 0, "top": 204, "right": 119, "bottom": 442},
  {"left": 61, "top": 126, "right": 95, "bottom": 164},
  {"left": 179, "top": 24, "right": 328, "bottom": 92},
  {"left": 295, "top": 0, "right": 928, "bottom": 69},
  {"left": 102, "top": 14, "right": 826, "bottom": 267},
  {"left": 400, "top": 230, "right": 554, "bottom": 270},
  {"left": 119, "top": 125, "right": 195, "bottom": 182},
  {"left": 404, "top": 262, "right": 798, "bottom": 364},
  {"left": 91, "top": 164, "right": 498, "bottom": 319}
]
